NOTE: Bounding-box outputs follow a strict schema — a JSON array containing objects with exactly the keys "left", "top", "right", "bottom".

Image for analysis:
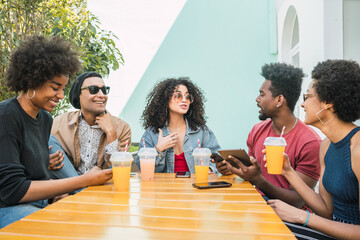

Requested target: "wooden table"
[{"left": 0, "top": 173, "right": 295, "bottom": 240}]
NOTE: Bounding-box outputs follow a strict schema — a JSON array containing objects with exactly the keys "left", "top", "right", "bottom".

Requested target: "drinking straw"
[
  {"left": 124, "top": 140, "right": 129, "bottom": 152},
  {"left": 198, "top": 139, "right": 201, "bottom": 148},
  {"left": 142, "top": 138, "right": 146, "bottom": 148},
  {"left": 280, "top": 126, "right": 285, "bottom": 138}
]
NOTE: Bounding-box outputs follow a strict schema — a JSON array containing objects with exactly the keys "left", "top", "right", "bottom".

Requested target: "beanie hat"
[{"left": 69, "top": 72, "right": 103, "bottom": 109}]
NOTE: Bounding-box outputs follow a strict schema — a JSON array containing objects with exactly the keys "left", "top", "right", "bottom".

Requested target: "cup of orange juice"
[
  {"left": 110, "top": 152, "right": 133, "bottom": 191},
  {"left": 264, "top": 137, "right": 287, "bottom": 174},
  {"left": 192, "top": 148, "right": 211, "bottom": 183},
  {"left": 138, "top": 148, "right": 157, "bottom": 181}
]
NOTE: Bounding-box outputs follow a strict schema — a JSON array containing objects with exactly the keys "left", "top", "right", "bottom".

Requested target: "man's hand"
[
  {"left": 95, "top": 112, "right": 117, "bottom": 143},
  {"left": 225, "top": 155, "right": 263, "bottom": 185},
  {"left": 155, "top": 129, "right": 178, "bottom": 152},
  {"left": 211, "top": 159, "right": 232, "bottom": 175},
  {"left": 48, "top": 146, "right": 64, "bottom": 171}
]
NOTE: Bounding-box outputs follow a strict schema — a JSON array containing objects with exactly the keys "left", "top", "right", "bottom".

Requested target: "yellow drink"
[
  {"left": 195, "top": 165, "right": 209, "bottom": 183},
  {"left": 113, "top": 166, "right": 131, "bottom": 191},
  {"left": 265, "top": 146, "right": 285, "bottom": 174}
]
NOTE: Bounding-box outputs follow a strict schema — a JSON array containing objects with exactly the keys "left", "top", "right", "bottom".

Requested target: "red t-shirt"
[
  {"left": 247, "top": 119, "right": 321, "bottom": 192},
  {"left": 174, "top": 152, "right": 189, "bottom": 172}
]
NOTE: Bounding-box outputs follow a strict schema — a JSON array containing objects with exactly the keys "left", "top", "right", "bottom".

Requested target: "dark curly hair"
[
  {"left": 5, "top": 35, "right": 81, "bottom": 92},
  {"left": 312, "top": 59, "right": 360, "bottom": 122},
  {"left": 261, "top": 63, "right": 305, "bottom": 112},
  {"left": 141, "top": 77, "right": 207, "bottom": 132}
]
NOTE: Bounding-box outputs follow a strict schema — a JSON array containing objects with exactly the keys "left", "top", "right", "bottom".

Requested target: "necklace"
[{"left": 273, "top": 118, "right": 298, "bottom": 135}]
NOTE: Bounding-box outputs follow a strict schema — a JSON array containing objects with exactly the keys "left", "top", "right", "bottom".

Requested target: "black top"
[{"left": 0, "top": 97, "right": 52, "bottom": 207}]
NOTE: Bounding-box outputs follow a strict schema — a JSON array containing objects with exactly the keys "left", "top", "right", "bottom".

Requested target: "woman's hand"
[
  {"left": 267, "top": 199, "right": 308, "bottom": 225},
  {"left": 84, "top": 167, "right": 113, "bottom": 186},
  {"left": 155, "top": 129, "right": 179, "bottom": 152},
  {"left": 48, "top": 146, "right": 64, "bottom": 171},
  {"left": 262, "top": 149, "right": 293, "bottom": 175}
]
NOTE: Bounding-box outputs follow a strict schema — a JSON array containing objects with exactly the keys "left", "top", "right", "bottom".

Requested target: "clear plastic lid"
[
  {"left": 264, "top": 137, "right": 287, "bottom": 146},
  {"left": 110, "top": 152, "right": 133, "bottom": 162},
  {"left": 192, "top": 148, "right": 211, "bottom": 156},
  {"left": 138, "top": 148, "right": 158, "bottom": 158}
]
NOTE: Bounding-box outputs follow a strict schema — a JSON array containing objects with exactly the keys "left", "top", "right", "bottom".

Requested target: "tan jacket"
[{"left": 51, "top": 110, "right": 131, "bottom": 170}]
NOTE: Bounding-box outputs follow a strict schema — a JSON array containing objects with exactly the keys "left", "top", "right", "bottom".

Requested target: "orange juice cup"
[
  {"left": 110, "top": 152, "right": 133, "bottom": 191},
  {"left": 264, "top": 137, "right": 287, "bottom": 174},
  {"left": 192, "top": 148, "right": 211, "bottom": 183},
  {"left": 138, "top": 148, "right": 157, "bottom": 181}
]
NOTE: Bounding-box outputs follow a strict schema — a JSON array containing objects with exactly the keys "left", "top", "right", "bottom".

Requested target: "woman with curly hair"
[
  {"left": 267, "top": 60, "right": 360, "bottom": 239},
  {"left": 0, "top": 36, "right": 112, "bottom": 228},
  {"left": 136, "top": 77, "right": 220, "bottom": 173}
]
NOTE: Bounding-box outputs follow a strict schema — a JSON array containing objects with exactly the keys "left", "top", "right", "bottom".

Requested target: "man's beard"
[{"left": 258, "top": 109, "right": 268, "bottom": 121}]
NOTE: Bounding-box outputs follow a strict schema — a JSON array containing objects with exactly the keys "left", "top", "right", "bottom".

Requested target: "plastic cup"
[
  {"left": 138, "top": 148, "right": 157, "bottom": 181},
  {"left": 110, "top": 152, "right": 133, "bottom": 191},
  {"left": 264, "top": 137, "right": 287, "bottom": 174},
  {"left": 192, "top": 148, "right": 211, "bottom": 183}
]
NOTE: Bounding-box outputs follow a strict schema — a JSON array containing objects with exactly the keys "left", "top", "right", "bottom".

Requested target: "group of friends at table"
[{"left": 0, "top": 35, "right": 359, "bottom": 240}]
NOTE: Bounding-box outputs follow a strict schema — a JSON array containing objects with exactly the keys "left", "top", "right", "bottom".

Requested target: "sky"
[{"left": 87, "top": 0, "right": 186, "bottom": 116}]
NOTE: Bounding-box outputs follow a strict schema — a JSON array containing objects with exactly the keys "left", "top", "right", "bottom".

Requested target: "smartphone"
[
  {"left": 192, "top": 181, "right": 232, "bottom": 189},
  {"left": 175, "top": 171, "right": 191, "bottom": 178},
  {"left": 217, "top": 149, "right": 252, "bottom": 167}
]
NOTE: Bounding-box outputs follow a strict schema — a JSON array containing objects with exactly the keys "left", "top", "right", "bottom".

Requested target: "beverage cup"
[
  {"left": 110, "top": 152, "right": 133, "bottom": 191},
  {"left": 264, "top": 137, "right": 287, "bottom": 174},
  {"left": 192, "top": 148, "right": 211, "bottom": 183},
  {"left": 138, "top": 148, "right": 157, "bottom": 181}
]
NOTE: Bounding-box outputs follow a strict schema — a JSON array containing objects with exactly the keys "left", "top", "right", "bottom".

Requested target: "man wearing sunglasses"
[{"left": 48, "top": 72, "right": 131, "bottom": 177}]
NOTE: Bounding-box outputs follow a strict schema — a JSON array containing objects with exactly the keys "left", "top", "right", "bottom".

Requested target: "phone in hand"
[
  {"left": 217, "top": 149, "right": 252, "bottom": 168},
  {"left": 175, "top": 171, "right": 191, "bottom": 178},
  {"left": 192, "top": 181, "right": 232, "bottom": 189}
]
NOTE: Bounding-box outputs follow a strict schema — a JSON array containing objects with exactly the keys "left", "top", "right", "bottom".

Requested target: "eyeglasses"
[
  {"left": 303, "top": 93, "right": 316, "bottom": 102},
  {"left": 173, "top": 92, "right": 194, "bottom": 103},
  {"left": 81, "top": 85, "right": 110, "bottom": 95}
]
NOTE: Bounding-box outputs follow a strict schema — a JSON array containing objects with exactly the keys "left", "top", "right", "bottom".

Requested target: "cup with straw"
[
  {"left": 263, "top": 126, "right": 287, "bottom": 174},
  {"left": 110, "top": 140, "right": 133, "bottom": 191},
  {"left": 192, "top": 139, "right": 211, "bottom": 182}
]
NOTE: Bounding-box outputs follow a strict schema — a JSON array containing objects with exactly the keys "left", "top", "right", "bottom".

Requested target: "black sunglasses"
[{"left": 81, "top": 85, "right": 110, "bottom": 95}]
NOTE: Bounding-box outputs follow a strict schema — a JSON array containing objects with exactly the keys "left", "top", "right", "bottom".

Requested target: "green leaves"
[{"left": 0, "top": 0, "right": 124, "bottom": 117}]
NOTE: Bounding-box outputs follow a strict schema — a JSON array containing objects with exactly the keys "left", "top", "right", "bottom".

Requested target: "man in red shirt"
[{"left": 216, "top": 63, "right": 321, "bottom": 209}]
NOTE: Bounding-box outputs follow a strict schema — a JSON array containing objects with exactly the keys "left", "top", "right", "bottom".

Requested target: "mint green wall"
[{"left": 121, "top": 0, "right": 277, "bottom": 149}]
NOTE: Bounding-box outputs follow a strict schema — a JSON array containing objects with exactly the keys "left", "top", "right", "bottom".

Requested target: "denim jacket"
[{"left": 136, "top": 119, "right": 220, "bottom": 173}]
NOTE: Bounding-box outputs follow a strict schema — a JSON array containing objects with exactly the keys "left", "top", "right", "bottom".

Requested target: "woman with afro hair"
[
  {"left": 0, "top": 36, "right": 112, "bottom": 228},
  {"left": 136, "top": 77, "right": 220, "bottom": 174},
  {"left": 268, "top": 60, "right": 360, "bottom": 239}
]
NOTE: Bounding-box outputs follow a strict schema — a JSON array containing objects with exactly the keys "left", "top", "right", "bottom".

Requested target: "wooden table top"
[{"left": 0, "top": 173, "right": 295, "bottom": 240}]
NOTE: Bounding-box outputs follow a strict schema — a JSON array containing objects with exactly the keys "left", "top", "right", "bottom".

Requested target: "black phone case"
[{"left": 192, "top": 181, "right": 232, "bottom": 189}]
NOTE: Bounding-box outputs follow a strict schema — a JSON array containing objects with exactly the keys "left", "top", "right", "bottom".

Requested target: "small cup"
[
  {"left": 110, "top": 152, "right": 133, "bottom": 191},
  {"left": 138, "top": 148, "right": 157, "bottom": 181},
  {"left": 264, "top": 137, "right": 287, "bottom": 174},
  {"left": 192, "top": 148, "right": 211, "bottom": 183}
]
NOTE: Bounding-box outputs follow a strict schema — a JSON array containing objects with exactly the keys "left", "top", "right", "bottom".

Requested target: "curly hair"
[
  {"left": 312, "top": 59, "right": 360, "bottom": 122},
  {"left": 261, "top": 63, "right": 305, "bottom": 112},
  {"left": 141, "top": 77, "right": 207, "bottom": 132},
  {"left": 5, "top": 35, "right": 81, "bottom": 92}
]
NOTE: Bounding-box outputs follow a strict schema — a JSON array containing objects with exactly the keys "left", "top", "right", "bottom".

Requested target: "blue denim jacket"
[{"left": 136, "top": 120, "right": 220, "bottom": 173}]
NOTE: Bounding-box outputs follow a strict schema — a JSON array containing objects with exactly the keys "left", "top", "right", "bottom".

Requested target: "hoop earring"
[
  {"left": 316, "top": 108, "right": 335, "bottom": 125},
  {"left": 27, "top": 89, "right": 36, "bottom": 99}
]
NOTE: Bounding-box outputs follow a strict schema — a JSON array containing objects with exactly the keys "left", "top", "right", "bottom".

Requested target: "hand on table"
[
  {"left": 84, "top": 166, "right": 113, "bottom": 186},
  {"left": 267, "top": 199, "right": 308, "bottom": 225},
  {"left": 155, "top": 129, "right": 179, "bottom": 152},
  {"left": 48, "top": 146, "right": 64, "bottom": 171}
]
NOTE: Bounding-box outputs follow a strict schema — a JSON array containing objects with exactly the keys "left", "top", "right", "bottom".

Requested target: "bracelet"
[{"left": 303, "top": 210, "right": 310, "bottom": 227}]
